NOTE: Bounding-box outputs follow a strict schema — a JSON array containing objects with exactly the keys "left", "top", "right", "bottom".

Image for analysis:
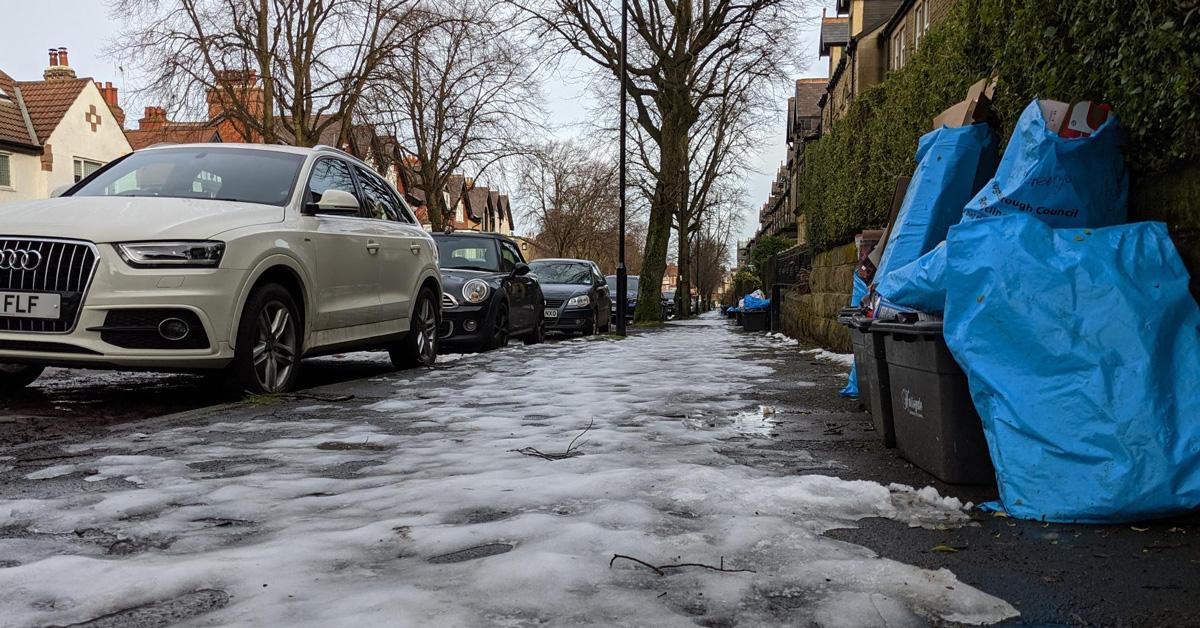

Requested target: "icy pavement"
[{"left": 0, "top": 314, "right": 1016, "bottom": 627}]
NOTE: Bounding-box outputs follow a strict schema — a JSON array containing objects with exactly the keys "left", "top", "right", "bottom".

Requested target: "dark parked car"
[
  {"left": 606, "top": 274, "right": 639, "bottom": 325},
  {"left": 529, "top": 259, "right": 611, "bottom": 335},
  {"left": 433, "top": 232, "right": 544, "bottom": 350}
]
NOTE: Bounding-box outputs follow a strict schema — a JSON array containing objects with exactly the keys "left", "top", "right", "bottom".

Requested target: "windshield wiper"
[{"left": 448, "top": 265, "right": 497, "bottom": 273}]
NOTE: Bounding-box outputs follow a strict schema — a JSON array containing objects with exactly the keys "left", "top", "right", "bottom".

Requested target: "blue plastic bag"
[
  {"left": 743, "top": 294, "right": 769, "bottom": 311},
  {"left": 876, "top": 242, "right": 948, "bottom": 314},
  {"left": 941, "top": 215, "right": 1200, "bottom": 523},
  {"left": 874, "top": 123, "right": 999, "bottom": 283},
  {"left": 839, "top": 275, "right": 869, "bottom": 398},
  {"left": 880, "top": 99, "right": 1131, "bottom": 314},
  {"left": 962, "top": 99, "right": 1128, "bottom": 228}
]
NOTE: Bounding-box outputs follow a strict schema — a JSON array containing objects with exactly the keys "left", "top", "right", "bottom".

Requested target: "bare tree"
[
  {"left": 518, "top": 141, "right": 645, "bottom": 274},
  {"left": 516, "top": 0, "right": 810, "bottom": 324},
  {"left": 110, "top": 0, "right": 419, "bottom": 146},
  {"left": 364, "top": 1, "right": 543, "bottom": 231}
]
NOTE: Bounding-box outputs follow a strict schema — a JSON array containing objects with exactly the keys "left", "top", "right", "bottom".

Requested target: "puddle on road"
[{"left": 427, "top": 543, "right": 514, "bottom": 564}]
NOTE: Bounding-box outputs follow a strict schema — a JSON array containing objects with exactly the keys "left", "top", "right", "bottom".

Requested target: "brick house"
[
  {"left": 881, "top": 0, "right": 956, "bottom": 71},
  {"left": 0, "top": 48, "right": 131, "bottom": 202},
  {"left": 818, "top": 1, "right": 904, "bottom": 128}
]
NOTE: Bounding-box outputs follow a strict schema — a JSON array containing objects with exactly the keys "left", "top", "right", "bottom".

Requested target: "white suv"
[{"left": 0, "top": 144, "right": 441, "bottom": 394}]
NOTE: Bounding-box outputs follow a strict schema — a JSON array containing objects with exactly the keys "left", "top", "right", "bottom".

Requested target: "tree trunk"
[
  {"left": 635, "top": 111, "right": 689, "bottom": 325},
  {"left": 676, "top": 227, "right": 692, "bottom": 318},
  {"left": 423, "top": 166, "right": 447, "bottom": 232}
]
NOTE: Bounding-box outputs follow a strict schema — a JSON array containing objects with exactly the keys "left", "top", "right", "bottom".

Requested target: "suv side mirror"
[
  {"left": 511, "top": 262, "right": 531, "bottom": 277},
  {"left": 304, "top": 189, "right": 360, "bottom": 215}
]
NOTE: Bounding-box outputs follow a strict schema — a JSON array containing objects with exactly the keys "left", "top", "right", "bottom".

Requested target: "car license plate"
[
  {"left": 544, "top": 308, "right": 559, "bottom": 318},
  {"left": 0, "top": 292, "right": 61, "bottom": 320}
]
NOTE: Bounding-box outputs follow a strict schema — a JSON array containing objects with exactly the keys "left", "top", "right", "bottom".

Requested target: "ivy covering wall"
[{"left": 798, "top": 0, "right": 1200, "bottom": 276}]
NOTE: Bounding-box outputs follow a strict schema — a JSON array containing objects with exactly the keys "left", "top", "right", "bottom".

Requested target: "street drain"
[
  {"left": 54, "top": 589, "right": 229, "bottom": 628},
  {"left": 427, "top": 543, "right": 514, "bottom": 564}
]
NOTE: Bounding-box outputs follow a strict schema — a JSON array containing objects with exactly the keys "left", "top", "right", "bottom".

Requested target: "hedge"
[{"left": 799, "top": 0, "right": 1200, "bottom": 260}]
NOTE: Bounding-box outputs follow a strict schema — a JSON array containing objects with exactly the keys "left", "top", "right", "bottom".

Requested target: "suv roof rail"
[{"left": 313, "top": 144, "right": 352, "bottom": 156}]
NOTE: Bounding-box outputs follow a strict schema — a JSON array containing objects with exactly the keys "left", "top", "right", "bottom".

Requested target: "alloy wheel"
[
  {"left": 492, "top": 305, "right": 509, "bottom": 347},
  {"left": 252, "top": 300, "right": 297, "bottom": 393},
  {"left": 415, "top": 295, "right": 438, "bottom": 364}
]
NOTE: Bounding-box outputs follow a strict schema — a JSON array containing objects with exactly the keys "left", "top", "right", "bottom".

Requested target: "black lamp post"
[{"left": 615, "top": 0, "right": 629, "bottom": 336}]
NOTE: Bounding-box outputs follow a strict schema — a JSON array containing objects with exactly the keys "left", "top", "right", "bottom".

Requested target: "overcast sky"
[{"left": 0, "top": 0, "right": 834, "bottom": 244}]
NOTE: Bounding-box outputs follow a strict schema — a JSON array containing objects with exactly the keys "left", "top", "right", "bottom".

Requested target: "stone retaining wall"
[{"left": 780, "top": 242, "right": 857, "bottom": 354}]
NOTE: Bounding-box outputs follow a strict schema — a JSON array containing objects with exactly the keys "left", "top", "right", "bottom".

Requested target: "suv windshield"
[
  {"left": 71, "top": 147, "right": 305, "bottom": 207},
  {"left": 435, "top": 236, "right": 500, "bottom": 272},
  {"left": 605, "top": 275, "right": 640, "bottom": 294},
  {"left": 530, "top": 261, "right": 592, "bottom": 285}
]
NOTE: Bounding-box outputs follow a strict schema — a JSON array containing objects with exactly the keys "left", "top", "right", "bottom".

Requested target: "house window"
[
  {"left": 0, "top": 153, "right": 11, "bottom": 188},
  {"left": 895, "top": 25, "right": 908, "bottom": 68},
  {"left": 73, "top": 158, "right": 104, "bottom": 183},
  {"left": 914, "top": 2, "right": 925, "bottom": 48}
]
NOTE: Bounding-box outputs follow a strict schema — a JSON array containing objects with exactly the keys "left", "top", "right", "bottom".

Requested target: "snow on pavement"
[{"left": 0, "top": 315, "right": 1016, "bottom": 626}]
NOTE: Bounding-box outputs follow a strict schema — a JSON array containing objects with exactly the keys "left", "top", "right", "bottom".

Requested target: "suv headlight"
[
  {"left": 116, "top": 241, "right": 225, "bottom": 268},
  {"left": 462, "top": 279, "right": 490, "bottom": 303},
  {"left": 567, "top": 294, "right": 590, "bottom": 308}
]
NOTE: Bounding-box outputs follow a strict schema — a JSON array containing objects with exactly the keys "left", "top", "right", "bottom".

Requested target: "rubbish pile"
[
  {"left": 839, "top": 80, "right": 1200, "bottom": 523},
  {"left": 728, "top": 290, "right": 770, "bottom": 332}
]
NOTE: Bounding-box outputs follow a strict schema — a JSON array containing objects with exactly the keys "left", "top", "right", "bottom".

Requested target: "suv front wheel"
[
  {"left": 233, "top": 284, "right": 301, "bottom": 394},
  {"left": 391, "top": 287, "right": 439, "bottom": 368}
]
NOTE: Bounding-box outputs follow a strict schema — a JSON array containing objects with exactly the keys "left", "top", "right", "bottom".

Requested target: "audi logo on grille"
[{"left": 0, "top": 248, "right": 42, "bottom": 271}]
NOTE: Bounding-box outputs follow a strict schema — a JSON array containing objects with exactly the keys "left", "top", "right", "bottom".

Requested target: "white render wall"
[
  {"left": 42, "top": 83, "right": 131, "bottom": 196},
  {"left": 0, "top": 151, "right": 42, "bottom": 203}
]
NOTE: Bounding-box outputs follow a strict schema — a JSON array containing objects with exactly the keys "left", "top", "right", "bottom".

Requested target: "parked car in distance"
[
  {"left": 606, "top": 274, "right": 638, "bottom": 325},
  {"left": 662, "top": 290, "right": 677, "bottom": 320},
  {"left": 528, "top": 259, "right": 610, "bottom": 335},
  {"left": 434, "top": 232, "right": 544, "bottom": 351},
  {"left": 0, "top": 143, "right": 442, "bottom": 395},
  {"left": 606, "top": 274, "right": 672, "bottom": 323}
]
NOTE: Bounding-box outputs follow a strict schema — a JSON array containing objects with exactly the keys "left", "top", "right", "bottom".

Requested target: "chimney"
[
  {"left": 138, "top": 106, "right": 167, "bottom": 131},
  {"left": 97, "top": 81, "right": 126, "bottom": 128},
  {"left": 43, "top": 46, "right": 77, "bottom": 81}
]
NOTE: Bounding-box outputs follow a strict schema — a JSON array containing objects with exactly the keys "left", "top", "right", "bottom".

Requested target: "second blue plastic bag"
[
  {"left": 941, "top": 215, "right": 1200, "bottom": 523},
  {"left": 874, "top": 123, "right": 999, "bottom": 284}
]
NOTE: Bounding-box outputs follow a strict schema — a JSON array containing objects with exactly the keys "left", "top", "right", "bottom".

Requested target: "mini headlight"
[
  {"left": 462, "top": 279, "right": 490, "bottom": 303},
  {"left": 116, "top": 241, "right": 225, "bottom": 268},
  {"left": 567, "top": 294, "right": 591, "bottom": 308}
]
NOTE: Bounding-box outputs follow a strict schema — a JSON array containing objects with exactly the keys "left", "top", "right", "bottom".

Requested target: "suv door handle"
[
  {"left": 409, "top": 244, "right": 422, "bottom": 255},
  {"left": 366, "top": 241, "right": 381, "bottom": 254}
]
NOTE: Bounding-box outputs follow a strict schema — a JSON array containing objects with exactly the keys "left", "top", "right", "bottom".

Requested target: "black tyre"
[
  {"left": 582, "top": 308, "right": 599, "bottom": 336},
  {"left": 0, "top": 364, "right": 44, "bottom": 395},
  {"left": 486, "top": 301, "right": 510, "bottom": 350},
  {"left": 598, "top": 308, "right": 610, "bottom": 334},
  {"left": 233, "top": 283, "right": 301, "bottom": 394},
  {"left": 524, "top": 310, "right": 545, "bottom": 345},
  {"left": 391, "top": 287, "right": 439, "bottom": 368}
]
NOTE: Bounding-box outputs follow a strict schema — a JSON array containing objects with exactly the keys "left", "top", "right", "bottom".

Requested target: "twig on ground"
[
  {"left": 609, "top": 553, "right": 756, "bottom": 576},
  {"left": 510, "top": 418, "right": 594, "bottom": 461}
]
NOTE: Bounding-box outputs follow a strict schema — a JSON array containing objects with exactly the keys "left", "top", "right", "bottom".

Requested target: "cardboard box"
[
  {"left": 1039, "top": 99, "right": 1070, "bottom": 134},
  {"left": 1061, "top": 101, "right": 1111, "bottom": 138},
  {"left": 861, "top": 176, "right": 913, "bottom": 283},
  {"left": 933, "top": 77, "right": 997, "bottom": 129}
]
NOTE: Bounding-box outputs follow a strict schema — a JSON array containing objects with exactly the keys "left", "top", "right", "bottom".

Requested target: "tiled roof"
[
  {"left": 794, "top": 79, "right": 826, "bottom": 119},
  {"left": 16, "top": 78, "right": 89, "bottom": 142},
  {"left": 125, "top": 124, "right": 220, "bottom": 150},
  {"left": 819, "top": 17, "right": 849, "bottom": 56},
  {"left": 466, "top": 186, "right": 490, "bottom": 221},
  {"left": 0, "top": 69, "right": 38, "bottom": 150}
]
